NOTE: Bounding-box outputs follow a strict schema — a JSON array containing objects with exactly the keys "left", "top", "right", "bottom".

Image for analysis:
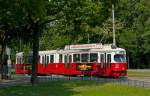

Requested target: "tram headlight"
[
  {"left": 115, "top": 64, "right": 119, "bottom": 68},
  {"left": 122, "top": 67, "right": 125, "bottom": 71}
]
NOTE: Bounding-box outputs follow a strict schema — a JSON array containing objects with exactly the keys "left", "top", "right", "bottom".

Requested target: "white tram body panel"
[{"left": 16, "top": 43, "right": 127, "bottom": 77}]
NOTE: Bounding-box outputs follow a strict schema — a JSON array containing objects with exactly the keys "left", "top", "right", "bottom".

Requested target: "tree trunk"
[
  {"left": 30, "top": 26, "right": 40, "bottom": 85},
  {"left": 0, "top": 44, "right": 6, "bottom": 80}
]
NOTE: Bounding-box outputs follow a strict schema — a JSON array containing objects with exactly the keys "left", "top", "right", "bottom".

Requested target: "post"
[
  {"left": 88, "top": 34, "right": 90, "bottom": 44},
  {"left": 7, "top": 57, "right": 11, "bottom": 79},
  {"left": 6, "top": 47, "right": 11, "bottom": 79},
  {"left": 112, "top": 4, "right": 116, "bottom": 46},
  {"left": 128, "top": 55, "right": 130, "bottom": 69}
]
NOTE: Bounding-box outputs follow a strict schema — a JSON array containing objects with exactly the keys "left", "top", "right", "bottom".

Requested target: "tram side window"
[
  {"left": 46, "top": 55, "right": 50, "bottom": 64},
  {"left": 64, "top": 55, "right": 69, "bottom": 68},
  {"left": 38, "top": 56, "right": 40, "bottom": 63},
  {"left": 17, "top": 57, "right": 22, "bottom": 64},
  {"left": 69, "top": 55, "right": 72, "bottom": 63},
  {"left": 90, "top": 53, "right": 98, "bottom": 62},
  {"left": 42, "top": 56, "right": 45, "bottom": 64},
  {"left": 59, "top": 54, "right": 63, "bottom": 63},
  {"left": 114, "top": 54, "right": 126, "bottom": 62},
  {"left": 21, "top": 57, "right": 23, "bottom": 64},
  {"left": 16, "top": 58, "right": 18, "bottom": 64},
  {"left": 50, "top": 55, "right": 54, "bottom": 63},
  {"left": 81, "top": 53, "right": 88, "bottom": 62},
  {"left": 64, "top": 55, "right": 68, "bottom": 63},
  {"left": 73, "top": 54, "right": 80, "bottom": 63},
  {"left": 28, "top": 56, "right": 33, "bottom": 64}
]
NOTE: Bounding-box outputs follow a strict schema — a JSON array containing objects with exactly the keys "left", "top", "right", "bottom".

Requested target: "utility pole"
[
  {"left": 88, "top": 34, "right": 90, "bottom": 44},
  {"left": 112, "top": 4, "right": 116, "bottom": 47}
]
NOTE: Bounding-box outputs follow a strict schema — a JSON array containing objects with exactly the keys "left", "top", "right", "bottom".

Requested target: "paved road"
[{"left": 0, "top": 78, "right": 30, "bottom": 88}]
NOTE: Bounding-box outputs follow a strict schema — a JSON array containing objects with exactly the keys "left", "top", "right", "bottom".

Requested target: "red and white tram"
[{"left": 15, "top": 43, "right": 127, "bottom": 77}]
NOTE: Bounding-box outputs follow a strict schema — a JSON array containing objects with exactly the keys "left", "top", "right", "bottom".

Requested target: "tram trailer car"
[{"left": 16, "top": 43, "right": 127, "bottom": 77}]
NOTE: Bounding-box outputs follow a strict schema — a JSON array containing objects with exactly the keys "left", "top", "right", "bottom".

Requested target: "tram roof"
[
  {"left": 63, "top": 47, "right": 125, "bottom": 53},
  {"left": 63, "top": 43, "right": 125, "bottom": 52},
  {"left": 38, "top": 46, "right": 125, "bottom": 54},
  {"left": 16, "top": 43, "right": 126, "bottom": 56},
  {"left": 16, "top": 52, "right": 23, "bottom": 56}
]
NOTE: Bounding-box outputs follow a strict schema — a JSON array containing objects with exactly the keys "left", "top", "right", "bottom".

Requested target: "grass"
[
  {"left": 127, "top": 70, "right": 150, "bottom": 77},
  {"left": 0, "top": 80, "right": 150, "bottom": 96}
]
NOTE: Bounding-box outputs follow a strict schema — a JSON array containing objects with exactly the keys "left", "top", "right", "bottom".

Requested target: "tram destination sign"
[{"left": 65, "top": 43, "right": 103, "bottom": 50}]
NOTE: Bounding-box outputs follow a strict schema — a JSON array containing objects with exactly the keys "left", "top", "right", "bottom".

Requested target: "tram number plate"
[{"left": 76, "top": 63, "right": 93, "bottom": 71}]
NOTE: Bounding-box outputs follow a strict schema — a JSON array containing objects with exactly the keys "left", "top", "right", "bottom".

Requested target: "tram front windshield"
[{"left": 114, "top": 54, "right": 126, "bottom": 63}]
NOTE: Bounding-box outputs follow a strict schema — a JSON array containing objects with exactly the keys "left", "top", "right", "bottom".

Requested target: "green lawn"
[
  {"left": 128, "top": 70, "right": 150, "bottom": 77},
  {"left": 0, "top": 80, "right": 150, "bottom": 96}
]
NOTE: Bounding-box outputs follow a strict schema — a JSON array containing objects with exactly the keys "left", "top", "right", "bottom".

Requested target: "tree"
[
  {"left": 40, "top": 0, "right": 111, "bottom": 50},
  {"left": 18, "top": 0, "right": 49, "bottom": 84},
  {"left": 0, "top": 0, "right": 20, "bottom": 79},
  {"left": 0, "top": 0, "right": 44, "bottom": 83},
  {"left": 115, "top": 0, "right": 150, "bottom": 68}
]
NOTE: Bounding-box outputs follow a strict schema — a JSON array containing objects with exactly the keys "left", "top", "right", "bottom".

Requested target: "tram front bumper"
[{"left": 111, "top": 70, "right": 127, "bottom": 77}]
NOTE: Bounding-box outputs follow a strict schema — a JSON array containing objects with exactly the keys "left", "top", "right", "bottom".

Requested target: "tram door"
[
  {"left": 100, "top": 53, "right": 106, "bottom": 75},
  {"left": 100, "top": 53, "right": 111, "bottom": 68},
  {"left": 64, "top": 54, "right": 69, "bottom": 68},
  {"left": 41, "top": 55, "right": 50, "bottom": 68},
  {"left": 100, "top": 53, "right": 106, "bottom": 69},
  {"left": 46, "top": 55, "right": 50, "bottom": 66},
  {"left": 106, "top": 53, "right": 111, "bottom": 68},
  {"left": 64, "top": 54, "right": 72, "bottom": 69}
]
